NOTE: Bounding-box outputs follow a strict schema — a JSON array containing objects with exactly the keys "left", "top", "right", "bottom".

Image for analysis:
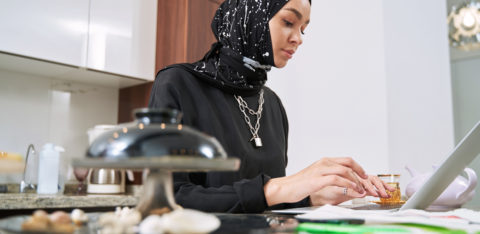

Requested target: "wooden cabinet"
[
  {"left": 118, "top": 0, "right": 221, "bottom": 123},
  {"left": 156, "top": 0, "right": 220, "bottom": 69},
  {"left": 186, "top": 0, "right": 221, "bottom": 62}
]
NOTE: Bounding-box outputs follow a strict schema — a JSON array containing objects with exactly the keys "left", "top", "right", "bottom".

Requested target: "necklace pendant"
[{"left": 252, "top": 137, "right": 263, "bottom": 148}]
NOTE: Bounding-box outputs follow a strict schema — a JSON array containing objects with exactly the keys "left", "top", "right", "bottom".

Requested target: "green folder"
[{"left": 297, "top": 222, "right": 468, "bottom": 234}]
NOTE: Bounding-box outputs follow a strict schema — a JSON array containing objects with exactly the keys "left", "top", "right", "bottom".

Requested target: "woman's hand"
[
  {"left": 264, "top": 157, "right": 369, "bottom": 206},
  {"left": 309, "top": 175, "right": 396, "bottom": 206},
  {"left": 359, "top": 175, "right": 396, "bottom": 198}
]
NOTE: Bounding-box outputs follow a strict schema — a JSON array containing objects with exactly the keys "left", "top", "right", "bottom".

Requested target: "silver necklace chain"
[{"left": 234, "top": 89, "right": 264, "bottom": 147}]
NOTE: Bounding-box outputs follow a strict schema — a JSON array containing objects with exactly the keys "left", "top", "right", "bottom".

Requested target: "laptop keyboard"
[{"left": 346, "top": 203, "right": 401, "bottom": 211}]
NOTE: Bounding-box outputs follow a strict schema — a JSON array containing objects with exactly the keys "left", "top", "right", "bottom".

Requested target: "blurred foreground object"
[
  {"left": 72, "top": 108, "right": 240, "bottom": 217},
  {"left": 0, "top": 151, "right": 24, "bottom": 174}
]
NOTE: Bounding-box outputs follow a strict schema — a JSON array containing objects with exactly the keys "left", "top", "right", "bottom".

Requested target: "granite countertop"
[
  {"left": 0, "top": 193, "right": 139, "bottom": 210},
  {"left": 0, "top": 184, "right": 141, "bottom": 210}
]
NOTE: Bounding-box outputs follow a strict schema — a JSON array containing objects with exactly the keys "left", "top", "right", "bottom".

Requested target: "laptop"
[{"left": 273, "top": 119, "right": 480, "bottom": 214}]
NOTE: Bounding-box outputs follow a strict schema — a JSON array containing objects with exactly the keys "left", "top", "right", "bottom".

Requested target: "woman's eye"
[
  {"left": 283, "top": 19, "right": 293, "bottom": 27},
  {"left": 301, "top": 25, "right": 307, "bottom": 35}
]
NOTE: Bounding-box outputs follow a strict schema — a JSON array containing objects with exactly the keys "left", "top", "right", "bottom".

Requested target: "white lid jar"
[{"left": 37, "top": 143, "right": 64, "bottom": 194}]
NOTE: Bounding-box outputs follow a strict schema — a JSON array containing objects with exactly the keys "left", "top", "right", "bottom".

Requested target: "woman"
[{"left": 149, "top": 0, "right": 394, "bottom": 213}]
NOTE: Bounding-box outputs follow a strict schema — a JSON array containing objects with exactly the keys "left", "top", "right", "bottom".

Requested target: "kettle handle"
[
  {"left": 456, "top": 167, "right": 477, "bottom": 200},
  {"left": 126, "top": 170, "right": 135, "bottom": 181},
  {"left": 405, "top": 165, "right": 418, "bottom": 177},
  {"left": 86, "top": 169, "right": 93, "bottom": 183}
]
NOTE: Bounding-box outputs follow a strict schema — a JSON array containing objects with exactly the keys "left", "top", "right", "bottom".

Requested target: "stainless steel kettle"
[{"left": 86, "top": 168, "right": 125, "bottom": 194}]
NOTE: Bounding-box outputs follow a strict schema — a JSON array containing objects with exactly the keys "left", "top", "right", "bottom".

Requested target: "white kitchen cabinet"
[
  {"left": 0, "top": 0, "right": 157, "bottom": 85},
  {"left": 0, "top": 0, "right": 89, "bottom": 67},
  {"left": 87, "top": 0, "right": 157, "bottom": 81}
]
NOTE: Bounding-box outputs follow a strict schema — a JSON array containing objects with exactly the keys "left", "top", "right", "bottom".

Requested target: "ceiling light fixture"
[{"left": 448, "top": 1, "right": 480, "bottom": 51}]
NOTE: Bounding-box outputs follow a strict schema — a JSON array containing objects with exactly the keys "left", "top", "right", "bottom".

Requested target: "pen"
[{"left": 296, "top": 218, "right": 365, "bottom": 225}]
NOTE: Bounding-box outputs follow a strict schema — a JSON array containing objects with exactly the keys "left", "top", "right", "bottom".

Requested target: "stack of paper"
[{"left": 296, "top": 205, "right": 480, "bottom": 232}]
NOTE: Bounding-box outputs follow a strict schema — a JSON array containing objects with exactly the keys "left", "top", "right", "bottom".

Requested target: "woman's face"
[{"left": 269, "top": 0, "right": 311, "bottom": 68}]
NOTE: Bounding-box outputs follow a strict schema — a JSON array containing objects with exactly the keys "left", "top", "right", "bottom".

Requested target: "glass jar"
[{"left": 378, "top": 174, "right": 401, "bottom": 203}]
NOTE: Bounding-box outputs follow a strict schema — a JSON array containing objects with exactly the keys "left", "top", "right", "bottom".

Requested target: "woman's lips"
[{"left": 282, "top": 49, "right": 294, "bottom": 59}]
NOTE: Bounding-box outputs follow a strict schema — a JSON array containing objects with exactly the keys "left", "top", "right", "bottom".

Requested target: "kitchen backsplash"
[{"left": 0, "top": 69, "right": 118, "bottom": 183}]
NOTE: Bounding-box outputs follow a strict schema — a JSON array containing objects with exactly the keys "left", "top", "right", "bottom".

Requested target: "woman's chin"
[{"left": 274, "top": 60, "right": 288, "bottom": 68}]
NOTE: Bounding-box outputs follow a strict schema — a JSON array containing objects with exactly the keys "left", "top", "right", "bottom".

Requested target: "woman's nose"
[{"left": 289, "top": 30, "right": 303, "bottom": 46}]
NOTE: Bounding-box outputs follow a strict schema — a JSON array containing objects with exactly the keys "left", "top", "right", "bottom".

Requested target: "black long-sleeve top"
[{"left": 148, "top": 66, "right": 309, "bottom": 213}]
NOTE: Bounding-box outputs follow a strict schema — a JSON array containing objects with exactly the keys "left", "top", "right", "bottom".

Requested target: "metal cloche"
[
  {"left": 73, "top": 108, "right": 239, "bottom": 171},
  {"left": 72, "top": 108, "right": 240, "bottom": 217}
]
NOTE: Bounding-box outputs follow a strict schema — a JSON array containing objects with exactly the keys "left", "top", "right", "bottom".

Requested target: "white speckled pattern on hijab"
[
  {"left": 212, "top": 0, "right": 289, "bottom": 65},
  {"left": 158, "top": 0, "right": 289, "bottom": 96},
  {"left": 161, "top": 0, "right": 312, "bottom": 96}
]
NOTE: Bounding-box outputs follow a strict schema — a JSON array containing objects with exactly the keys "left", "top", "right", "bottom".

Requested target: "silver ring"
[{"left": 343, "top": 187, "right": 348, "bottom": 196}]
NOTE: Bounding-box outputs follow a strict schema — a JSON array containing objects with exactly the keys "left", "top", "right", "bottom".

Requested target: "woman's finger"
[
  {"left": 370, "top": 176, "right": 389, "bottom": 198},
  {"left": 316, "top": 164, "right": 365, "bottom": 193},
  {"left": 361, "top": 176, "right": 379, "bottom": 197},
  {"left": 343, "top": 185, "right": 366, "bottom": 198},
  {"left": 382, "top": 180, "right": 396, "bottom": 192},
  {"left": 309, "top": 185, "right": 366, "bottom": 206},
  {"left": 329, "top": 157, "right": 368, "bottom": 179},
  {"left": 314, "top": 174, "right": 360, "bottom": 194},
  {"left": 347, "top": 169, "right": 366, "bottom": 194}
]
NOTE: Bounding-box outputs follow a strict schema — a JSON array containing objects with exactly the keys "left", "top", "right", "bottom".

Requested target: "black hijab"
[{"left": 167, "top": 0, "right": 293, "bottom": 96}]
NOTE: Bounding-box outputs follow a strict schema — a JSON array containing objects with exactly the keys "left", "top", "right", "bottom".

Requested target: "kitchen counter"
[
  {"left": 0, "top": 193, "right": 138, "bottom": 210},
  {"left": 0, "top": 184, "right": 142, "bottom": 214}
]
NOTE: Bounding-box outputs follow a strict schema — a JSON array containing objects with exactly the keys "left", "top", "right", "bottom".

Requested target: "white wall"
[
  {"left": 383, "top": 1, "right": 455, "bottom": 187},
  {"left": 451, "top": 58, "right": 480, "bottom": 142},
  {"left": 0, "top": 69, "right": 118, "bottom": 183},
  {"left": 269, "top": 0, "right": 389, "bottom": 176},
  {"left": 451, "top": 57, "right": 480, "bottom": 207},
  {"left": 268, "top": 0, "right": 455, "bottom": 191}
]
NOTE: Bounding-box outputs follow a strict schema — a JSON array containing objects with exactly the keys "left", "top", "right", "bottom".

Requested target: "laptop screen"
[{"left": 400, "top": 120, "right": 480, "bottom": 210}]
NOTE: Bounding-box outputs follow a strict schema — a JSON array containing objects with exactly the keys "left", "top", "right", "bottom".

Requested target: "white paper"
[{"left": 296, "top": 205, "right": 480, "bottom": 232}]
